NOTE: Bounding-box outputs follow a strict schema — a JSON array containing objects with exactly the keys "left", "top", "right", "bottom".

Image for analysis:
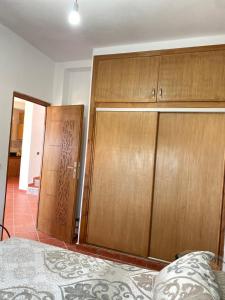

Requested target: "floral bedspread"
[{"left": 0, "top": 238, "right": 158, "bottom": 299}]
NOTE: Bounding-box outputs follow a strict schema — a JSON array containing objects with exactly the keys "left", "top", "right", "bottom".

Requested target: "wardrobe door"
[
  {"left": 87, "top": 111, "right": 158, "bottom": 256},
  {"left": 95, "top": 56, "right": 159, "bottom": 103},
  {"left": 150, "top": 113, "right": 225, "bottom": 262},
  {"left": 158, "top": 50, "right": 225, "bottom": 102}
]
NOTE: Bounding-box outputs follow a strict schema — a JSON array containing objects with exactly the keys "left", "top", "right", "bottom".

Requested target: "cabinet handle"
[
  {"left": 159, "top": 88, "right": 163, "bottom": 97},
  {"left": 152, "top": 88, "right": 156, "bottom": 98}
]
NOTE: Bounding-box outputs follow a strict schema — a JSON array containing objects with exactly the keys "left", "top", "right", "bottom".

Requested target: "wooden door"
[
  {"left": 7, "top": 157, "right": 21, "bottom": 177},
  {"left": 37, "top": 106, "right": 83, "bottom": 242},
  {"left": 95, "top": 56, "right": 160, "bottom": 103},
  {"left": 87, "top": 111, "right": 158, "bottom": 256},
  {"left": 158, "top": 50, "right": 225, "bottom": 102},
  {"left": 150, "top": 113, "right": 225, "bottom": 262}
]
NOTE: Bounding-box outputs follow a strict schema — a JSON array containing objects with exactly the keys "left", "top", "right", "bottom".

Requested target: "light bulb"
[
  {"left": 69, "top": 1, "right": 81, "bottom": 25},
  {"left": 69, "top": 10, "right": 80, "bottom": 25}
]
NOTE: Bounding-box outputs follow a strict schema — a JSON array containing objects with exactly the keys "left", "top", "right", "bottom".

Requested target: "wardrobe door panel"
[
  {"left": 158, "top": 50, "right": 225, "bottom": 102},
  {"left": 87, "top": 111, "right": 158, "bottom": 256},
  {"left": 95, "top": 56, "right": 159, "bottom": 103},
  {"left": 150, "top": 113, "right": 225, "bottom": 262}
]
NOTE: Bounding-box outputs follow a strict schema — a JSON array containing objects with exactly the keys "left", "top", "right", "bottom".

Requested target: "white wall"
[
  {"left": 64, "top": 68, "right": 91, "bottom": 107},
  {"left": 19, "top": 102, "right": 33, "bottom": 190},
  {"left": 14, "top": 98, "right": 26, "bottom": 111},
  {"left": 53, "top": 60, "right": 92, "bottom": 104},
  {"left": 19, "top": 102, "right": 46, "bottom": 190},
  {"left": 93, "top": 34, "right": 225, "bottom": 56},
  {"left": 0, "top": 23, "right": 54, "bottom": 223},
  {"left": 28, "top": 104, "right": 46, "bottom": 184},
  {"left": 53, "top": 60, "right": 92, "bottom": 218}
]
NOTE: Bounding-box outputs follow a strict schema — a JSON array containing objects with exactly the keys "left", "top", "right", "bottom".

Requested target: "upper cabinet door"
[
  {"left": 95, "top": 56, "right": 160, "bottom": 103},
  {"left": 158, "top": 50, "right": 225, "bottom": 102}
]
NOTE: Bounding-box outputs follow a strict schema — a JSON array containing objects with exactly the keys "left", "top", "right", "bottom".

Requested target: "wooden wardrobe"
[{"left": 80, "top": 45, "right": 225, "bottom": 263}]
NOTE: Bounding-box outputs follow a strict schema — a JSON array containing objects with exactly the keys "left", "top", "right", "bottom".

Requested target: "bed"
[
  {"left": 0, "top": 238, "right": 158, "bottom": 299},
  {"left": 0, "top": 238, "right": 224, "bottom": 299}
]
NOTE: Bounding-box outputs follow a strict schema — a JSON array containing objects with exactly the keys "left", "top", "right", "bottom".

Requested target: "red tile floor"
[
  {"left": 3, "top": 177, "right": 73, "bottom": 248},
  {"left": 2, "top": 177, "right": 163, "bottom": 271}
]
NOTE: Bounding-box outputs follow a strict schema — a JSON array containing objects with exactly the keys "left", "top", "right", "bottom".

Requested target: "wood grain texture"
[
  {"left": 149, "top": 113, "right": 225, "bottom": 261},
  {"left": 37, "top": 105, "right": 84, "bottom": 243},
  {"left": 7, "top": 157, "right": 21, "bottom": 177},
  {"left": 95, "top": 56, "right": 159, "bottom": 103},
  {"left": 87, "top": 111, "right": 158, "bottom": 256},
  {"left": 158, "top": 50, "right": 225, "bottom": 102},
  {"left": 17, "top": 124, "right": 24, "bottom": 140}
]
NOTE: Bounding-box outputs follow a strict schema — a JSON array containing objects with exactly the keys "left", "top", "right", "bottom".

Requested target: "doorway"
[
  {"left": 2, "top": 92, "right": 70, "bottom": 248},
  {"left": 2, "top": 92, "right": 83, "bottom": 249}
]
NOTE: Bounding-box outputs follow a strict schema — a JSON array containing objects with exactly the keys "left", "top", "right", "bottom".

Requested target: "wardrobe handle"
[
  {"left": 159, "top": 88, "right": 163, "bottom": 97},
  {"left": 152, "top": 88, "right": 156, "bottom": 98}
]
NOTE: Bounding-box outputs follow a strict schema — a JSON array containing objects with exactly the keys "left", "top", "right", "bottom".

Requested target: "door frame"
[{"left": 1, "top": 91, "right": 50, "bottom": 240}]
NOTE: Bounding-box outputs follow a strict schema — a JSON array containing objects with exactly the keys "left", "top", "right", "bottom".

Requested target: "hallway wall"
[
  {"left": 19, "top": 102, "right": 46, "bottom": 190},
  {"left": 28, "top": 104, "right": 46, "bottom": 185}
]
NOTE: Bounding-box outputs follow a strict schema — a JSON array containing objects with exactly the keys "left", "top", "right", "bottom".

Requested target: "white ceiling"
[{"left": 0, "top": 0, "right": 225, "bottom": 62}]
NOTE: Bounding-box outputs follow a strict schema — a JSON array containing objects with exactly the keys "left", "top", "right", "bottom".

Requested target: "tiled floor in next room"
[{"left": 3, "top": 177, "right": 76, "bottom": 249}]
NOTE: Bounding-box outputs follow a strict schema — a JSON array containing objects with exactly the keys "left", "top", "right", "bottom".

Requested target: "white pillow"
[{"left": 152, "top": 251, "right": 220, "bottom": 300}]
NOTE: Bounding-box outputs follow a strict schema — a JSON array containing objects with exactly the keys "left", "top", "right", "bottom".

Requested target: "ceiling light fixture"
[{"left": 68, "top": 0, "right": 81, "bottom": 25}]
